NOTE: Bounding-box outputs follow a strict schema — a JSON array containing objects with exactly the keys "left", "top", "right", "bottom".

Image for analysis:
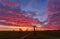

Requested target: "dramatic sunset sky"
[
  {"left": 0, "top": 0, "right": 51, "bottom": 31},
  {"left": 20, "top": 0, "right": 47, "bottom": 21}
]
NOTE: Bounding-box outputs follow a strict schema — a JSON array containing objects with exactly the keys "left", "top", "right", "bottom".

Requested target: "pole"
[{"left": 33, "top": 26, "right": 36, "bottom": 36}]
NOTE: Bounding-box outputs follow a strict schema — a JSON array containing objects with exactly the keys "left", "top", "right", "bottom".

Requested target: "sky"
[
  {"left": 20, "top": 0, "right": 48, "bottom": 22},
  {"left": 0, "top": 0, "right": 60, "bottom": 30},
  {"left": 0, "top": 0, "right": 48, "bottom": 27}
]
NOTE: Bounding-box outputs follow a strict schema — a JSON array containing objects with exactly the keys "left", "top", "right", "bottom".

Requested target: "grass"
[
  {"left": 0, "top": 30, "right": 60, "bottom": 39},
  {"left": 0, "top": 31, "right": 28, "bottom": 39},
  {"left": 25, "top": 30, "right": 60, "bottom": 39}
]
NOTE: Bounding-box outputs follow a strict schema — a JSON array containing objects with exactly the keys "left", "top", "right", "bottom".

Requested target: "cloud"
[{"left": 0, "top": 20, "right": 6, "bottom": 22}]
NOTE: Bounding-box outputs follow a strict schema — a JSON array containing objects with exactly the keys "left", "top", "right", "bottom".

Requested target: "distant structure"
[{"left": 47, "top": 0, "right": 60, "bottom": 29}]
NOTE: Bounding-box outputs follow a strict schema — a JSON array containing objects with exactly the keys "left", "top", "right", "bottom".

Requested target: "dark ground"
[
  {"left": 25, "top": 30, "right": 60, "bottom": 39},
  {"left": 0, "top": 30, "right": 60, "bottom": 39},
  {"left": 0, "top": 31, "right": 28, "bottom": 39}
]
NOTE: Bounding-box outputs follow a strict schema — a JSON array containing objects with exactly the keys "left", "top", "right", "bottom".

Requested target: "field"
[
  {"left": 0, "top": 31, "right": 28, "bottom": 39},
  {"left": 0, "top": 30, "right": 60, "bottom": 39},
  {"left": 25, "top": 30, "right": 60, "bottom": 39}
]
